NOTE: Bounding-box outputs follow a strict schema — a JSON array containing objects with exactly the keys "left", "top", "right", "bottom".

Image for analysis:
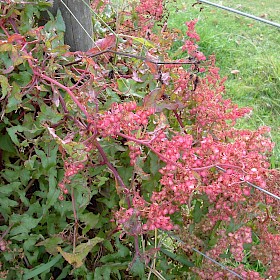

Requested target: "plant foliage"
[{"left": 0, "top": 1, "right": 279, "bottom": 279}]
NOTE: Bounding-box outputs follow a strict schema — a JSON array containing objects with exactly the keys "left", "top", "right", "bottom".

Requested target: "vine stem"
[
  {"left": 71, "top": 187, "right": 78, "bottom": 253},
  {"left": 33, "top": 71, "right": 90, "bottom": 119},
  {"left": 93, "top": 140, "right": 131, "bottom": 208}
]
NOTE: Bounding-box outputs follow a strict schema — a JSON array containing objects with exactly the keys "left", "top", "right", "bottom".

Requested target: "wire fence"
[
  {"left": 165, "top": 232, "right": 245, "bottom": 280},
  {"left": 197, "top": 0, "right": 280, "bottom": 28}
]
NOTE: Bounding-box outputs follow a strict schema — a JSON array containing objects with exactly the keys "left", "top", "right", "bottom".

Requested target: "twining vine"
[{"left": 0, "top": 1, "right": 279, "bottom": 279}]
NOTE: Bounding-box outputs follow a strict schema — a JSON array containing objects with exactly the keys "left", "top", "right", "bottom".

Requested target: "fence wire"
[
  {"left": 197, "top": 0, "right": 280, "bottom": 28},
  {"left": 215, "top": 165, "right": 280, "bottom": 201},
  {"left": 164, "top": 231, "right": 245, "bottom": 279}
]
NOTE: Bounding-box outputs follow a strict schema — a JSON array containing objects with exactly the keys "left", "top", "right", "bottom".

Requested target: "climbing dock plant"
[{"left": 0, "top": 1, "right": 279, "bottom": 279}]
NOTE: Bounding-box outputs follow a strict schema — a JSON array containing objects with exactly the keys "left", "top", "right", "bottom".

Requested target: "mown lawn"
[{"left": 167, "top": 0, "right": 280, "bottom": 167}]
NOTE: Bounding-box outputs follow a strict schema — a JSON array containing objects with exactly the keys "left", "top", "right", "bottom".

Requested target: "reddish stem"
[
  {"left": 33, "top": 71, "right": 90, "bottom": 119},
  {"left": 71, "top": 187, "right": 78, "bottom": 253},
  {"left": 94, "top": 140, "right": 131, "bottom": 207},
  {"left": 117, "top": 132, "right": 245, "bottom": 173}
]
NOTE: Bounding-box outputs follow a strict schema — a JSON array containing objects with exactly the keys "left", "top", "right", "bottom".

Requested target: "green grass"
[{"left": 167, "top": 0, "right": 280, "bottom": 167}]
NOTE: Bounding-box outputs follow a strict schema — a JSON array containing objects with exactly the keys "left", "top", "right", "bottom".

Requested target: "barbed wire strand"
[
  {"left": 164, "top": 231, "right": 245, "bottom": 280},
  {"left": 197, "top": 0, "right": 280, "bottom": 28},
  {"left": 215, "top": 165, "right": 280, "bottom": 201}
]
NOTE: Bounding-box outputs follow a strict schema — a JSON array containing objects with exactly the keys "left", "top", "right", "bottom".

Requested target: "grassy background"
[{"left": 167, "top": 0, "right": 280, "bottom": 167}]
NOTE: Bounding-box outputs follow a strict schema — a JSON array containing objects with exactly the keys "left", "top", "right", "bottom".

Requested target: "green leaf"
[
  {"left": 130, "top": 257, "right": 145, "bottom": 278},
  {"left": 76, "top": 237, "right": 104, "bottom": 253},
  {"left": 0, "top": 74, "right": 10, "bottom": 99},
  {"left": 102, "top": 240, "right": 114, "bottom": 253},
  {"left": 10, "top": 214, "right": 42, "bottom": 240},
  {"left": 94, "top": 263, "right": 128, "bottom": 280},
  {"left": 193, "top": 200, "right": 202, "bottom": 223},
  {"left": 23, "top": 234, "right": 41, "bottom": 252},
  {"left": 97, "top": 175, "right": 109, "bottom": 187},
  {"left": 36, "top": 237, "right": 64, "bottom": 255},
  {"left": 227, "top": 218, "right": 241, "bottom": 233},
  {"left": 0, "top": 133, "right": 17, "bottom": 153},
  {"left": 104, "top": 88, "right": 120, "bottom": 106},
  {"left": 0, "top": 43, "right": 13, "bottom": 53},
  {"left": 117, "top": 78, "right": 128, "bottom": 93},
  {"left": 23, "top": 253, "right": 63, "bottom": 280},
  {"left": 100, "top": 238, "right": 130, "bottom": 263},
  {"left": 149, "top": 152, "right": 161, "bottom": 175},
  {"left": 2, "top": 167, "right": 20, "bottom": 182},
  {"left": 94, "top": 266, "right": 111, "bottom": 280},
  {"left": 58, "top": 237, "right": 103, "bottom": 268},
  {"left": 117, "top": 79, "right": 145, "bottom": 98},
  {"left": 20, "top": 168, "right": 31, "bottom": 186},
  {"left": 80, "top": 213, "right": 100, "bottom": 235},
  {"left": 0, "top": 43, "right": 23, "bottom": 70},
  {"left": 160, "top": 247, "right": 194, "bottom": 267},
  {"left": 11, "top": 71, "right": 32, "bottom": 87},
  {"left": 96, "top": 197, "right": 116, "bottom": 209},
  {"left": 131, "top": 36, "right": 155, "bottom": 48},
  {"left": 37, "top": 103, "right": 63, "bottom": 124},
  {"left": 243, "top": 243, "right": 252, "bottom": 250},
  {"left": 55, "top": 10, "right": 66, "bottom": 33},
  {"left": 0, "top": 182, "right": 21, "bottom": 195},
  {"left": 0, "top": 197, "right": 18, "bottom": 220},
  {"left": 35, "top": 147, "right": 58, "bottom": 171},
  {"left": 6, "top": 82, "right": 22, "bottom": 112},
  {"left": 43, "top": 172, "right": 60, "bottom": 214},
  {"left": 24, "top": 155, "right": 38, "bottom": 170},
  {"left": 23, "top": 113, "right": 44, "bottom": 139}
]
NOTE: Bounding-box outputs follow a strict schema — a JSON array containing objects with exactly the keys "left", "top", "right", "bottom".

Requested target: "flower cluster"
[
  {"left": 128, "top": 144, "right": 142, "bottom": 166},
  {"left": 57, "top": 13, "right": 280, "bottom": 278},
  {"left": 58, "top": 161, "right": 86, "bottom": 200},
  {"left": 193, "top": 261, "right": 263, "bottom": 280},
  {"left": 135, "top": 0, "right": 164, "bottom": 31},
  {"left": 0, "top": 239, "right": 8, "bottom": 252},
  {"left": 229, "top": 227, "right": 252, "bottom": 262},
  {"left": 182, "top": 19, "right": 206, "bottom": 61},
  {"left": 252, "top": 223, "right": 280, "bottom": 279},
  {"left": 96, "top": 101, "right": 155, "bottom": 137},
  {"left": 116, "top": 192, "right": 176, "bottom": 231}
]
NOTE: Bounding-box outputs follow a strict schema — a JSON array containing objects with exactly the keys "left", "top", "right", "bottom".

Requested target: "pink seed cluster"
[
  {"left": 182, "top": 20, "right": 206, "bottom": 61},
  {"left": 96, "top": 101, "right": 155, "bottom": 137}
]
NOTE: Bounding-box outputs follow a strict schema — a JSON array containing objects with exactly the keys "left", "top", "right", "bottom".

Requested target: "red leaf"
[
  {"left": 7, "top": 34, "right": 25, "bottom": 44},
  {"left": 87, "top": 34, "right": 116, "bottom": 55},
  {"left": 145, "top": 53, "right": 158, "bottom": 74},
  {"left": 143, "top": 88, "right": 162, "bottom": 108}
]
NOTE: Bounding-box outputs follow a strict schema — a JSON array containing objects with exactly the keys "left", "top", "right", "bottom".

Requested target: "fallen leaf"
[
  {"left": 57, "top": 237, "right": 103, "bottom": 268},
  {"left": 230, "top": 70, "right": 240, "bottom": 75}
]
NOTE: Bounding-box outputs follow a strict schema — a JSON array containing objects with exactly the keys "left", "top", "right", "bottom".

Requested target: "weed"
[{"left": 168, "top": 0, "right": 280, "bottom": 166}]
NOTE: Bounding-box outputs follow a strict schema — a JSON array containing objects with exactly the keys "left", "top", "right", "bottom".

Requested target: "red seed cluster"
[
  {"left": 182, "top": 20, "right": 206, "bottom": 61},
  {"left": 0, "top": 239, "right": 7, "bottom": 251},
  {"left": 96, "top": 101, "right": 155, "bottom": 138}
]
